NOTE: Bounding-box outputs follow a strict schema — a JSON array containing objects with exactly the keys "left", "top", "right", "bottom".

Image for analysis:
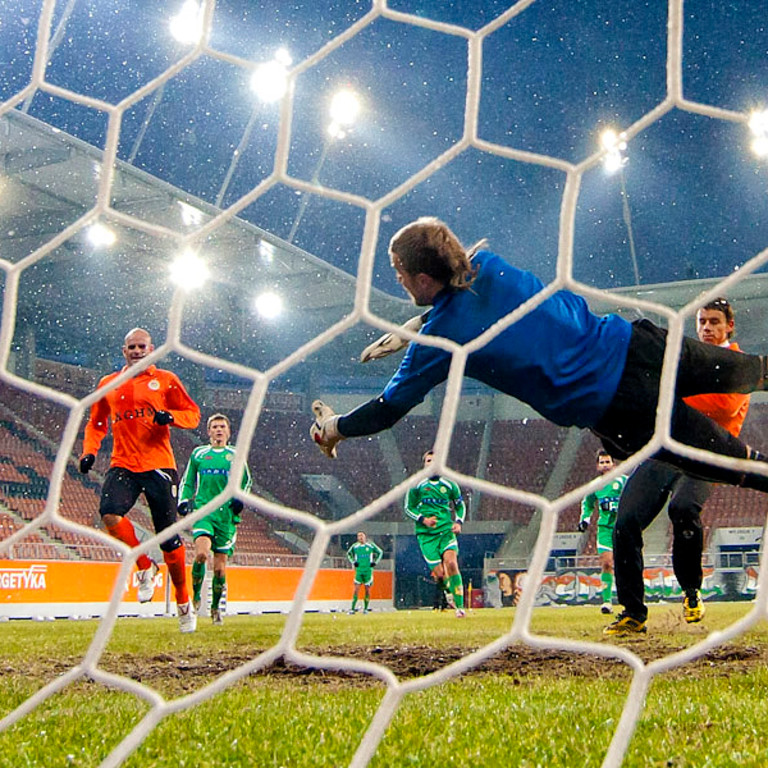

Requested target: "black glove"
[
  {"left": 153, "top": 410, "right": 174, "bottom": 426},
  {"left": 578, "top": 520, "right": 589, "bottom": 533},
  {"left": 353, "top": 561, "right": 359, "bottom": 567},
  {"left": 230, "top": 498, "right": 243, "bottom": 524},
  {"left": 79, "top": 454, "right": 95, "bottom": 474},
  {"left": 177, "top": 501, "right": 191, "bottom": 517}
]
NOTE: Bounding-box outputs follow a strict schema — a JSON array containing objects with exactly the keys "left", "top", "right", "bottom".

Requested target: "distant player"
[
  {"left": 578, "top": 450, "right": 626, "bottom": 614},
  {"left": 178, "top": 413, "right": 252, "bottom": 626},
  {"left": 405, "top": 450, "right": 467, "bottom": 618},
  {"left": 79, "top": 327, "right": 200, "bottom": 633},
  {"left": 346, "top": 531, "right": 383, "bottom": 614}
]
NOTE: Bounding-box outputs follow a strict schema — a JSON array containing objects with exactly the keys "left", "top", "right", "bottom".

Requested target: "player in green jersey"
[
  {"left": 578, "top": 450, "right": 627, "bottom": 614},
  {"left": 178, "top": 413, "right": 252, "bottom": 625},
  {"left": 405, "top": 450, "right": 467, "bottom": 617},
  {"left": 346, "top": 531, "right": 383, "bottom": 614}
]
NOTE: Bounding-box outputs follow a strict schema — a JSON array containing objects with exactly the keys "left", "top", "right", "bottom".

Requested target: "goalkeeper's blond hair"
[{"left": 388, "top": 217, "right": 483, "bottom": 291}]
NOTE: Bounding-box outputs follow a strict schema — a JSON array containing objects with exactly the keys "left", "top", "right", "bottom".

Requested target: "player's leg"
[
  {"left": 597, "top": 543, "right": 614, "bottom": 613},
  {"left": 363, "top": 583, "right": 371, "bottom": 613},
  {"left": 441, "top": 540, "right": 464, "bottom": 616},
  {"left": 143, "top": 469, "right": 195, "bottom": 632},
  {"left": 608, "top": 460, "right": 676, "bottom": 634},
  {"left": 350, "top": 578, "right": 361, "bottom": 613},
  {"left": 99, "top": 468, "right": 157, "bottom": 598},
  {"left": 209, "top": 516, "right": 235, "bottom": 624},
  {"left": 211, "top": 551, "right": 228, "bottom": 625},
  {"left": 191, "top": 529, "right": 213, "bottom": 613},
  {"left": 668, "top": 476, "right": 710, "bottom": 623}
]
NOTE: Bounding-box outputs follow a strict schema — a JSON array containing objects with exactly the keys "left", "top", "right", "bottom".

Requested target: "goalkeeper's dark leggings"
[
  {"left": 613, "top": 459, "right": 710, "bottom": 621},
  {"left": 593, "top": 319, "right": 768, "bottom": 491}
]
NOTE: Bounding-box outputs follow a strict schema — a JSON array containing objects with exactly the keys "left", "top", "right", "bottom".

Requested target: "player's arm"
[
  {"left": 159, "top": 375, "right": 201, "bottom": 429},
  {"left": 346, "top": 544, "right": 357, "bottom": 565},
  {"left": 578, "top": 494, "right": 594, "bottom": 531},
  {"left": 403, "top": 488, "right": 423, "bottom": 524},
  {"left": 371, "top": 541, "right": 383, "bottom": 565},
  {"left": 177, "top": 453, "right": 200, "bottom": 516},
  {"left": 452, "top": 483, "right": 467, "bottom": 525},
  {"left": 80, "top": 382, "right": 112, "bottom": 472}
]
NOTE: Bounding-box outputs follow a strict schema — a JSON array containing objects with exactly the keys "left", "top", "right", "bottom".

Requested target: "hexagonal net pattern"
[{"left": 1, "top": 1, "right": 768, "bottom": 766}]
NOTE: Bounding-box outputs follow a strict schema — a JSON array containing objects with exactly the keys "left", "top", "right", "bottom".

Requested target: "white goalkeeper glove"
[
  {"left": 310, "top": 400, "right": 344, "bottom": 459},
  {"left": 360, "top": 314, "right": 425, "bottom": 363}
]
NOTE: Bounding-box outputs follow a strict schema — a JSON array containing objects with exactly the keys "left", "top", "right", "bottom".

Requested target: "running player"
[
  {"left": 178, "top": 413, "right": 252, "bottom": 625},
  {"left": 405, "top": 450, "right": 467, "bottom": 617},
  {"left": 79, "top": 327, "right": 200, "bottom": 633}
]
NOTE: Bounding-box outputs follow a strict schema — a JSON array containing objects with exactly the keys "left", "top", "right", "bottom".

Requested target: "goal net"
[{"left": 1, "top": 1, "right": 768, "bottom": 766}]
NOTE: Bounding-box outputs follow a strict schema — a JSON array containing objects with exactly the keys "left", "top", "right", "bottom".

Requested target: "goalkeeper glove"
[
  {"left": 360, "top": 314, "right": 425, "bottom": 363},
  {"left": 578, "top": 520, "right": 589, "bottom": 533},
  {"left": 310, "top": 400, "right": 344, "bottom": 459},
  {"left": 79, "top": 454, "right": 95, "bottom": 475},
  {"left": 153, "top": 410, "right": 174, "bottom": 426},
  {"left": 230, "top": 499, "right": 244, "bottom": 524},
  {"left": 177, "top": 501, "right": 191, "bottom": 517}
]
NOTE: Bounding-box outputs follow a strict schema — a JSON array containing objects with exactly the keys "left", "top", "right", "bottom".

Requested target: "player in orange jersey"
[
  {"left": 79, "top": 327, "right": 201, "bottom": 633},
  {"left": 607, "top": 298, "right": 750, "bottom": 635}
]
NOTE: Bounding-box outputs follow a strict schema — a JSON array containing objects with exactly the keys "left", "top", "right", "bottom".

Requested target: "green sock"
[
  {"left": 192, "top": 561, "right": 206, "bottom": 602},
  {"left": 602, "top": 572, "right": 613, "bottom": 604},
  {"left": 351, "top": 592, "right": 358, "bottom": 610},
  {"left": 211, "top": 575, "right": 226, "bottom": 611},
  {"left": 364, "top": 594, "right": 369, "bottom": 610},
  {"left": 448, "top": 573, "right": 464, "bottom": 609}
]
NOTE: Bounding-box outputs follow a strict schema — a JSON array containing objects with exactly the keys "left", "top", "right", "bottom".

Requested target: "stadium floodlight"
[
  {"left": 599, "top": 128, "right": 640, "bottom": 285},
  {"left": 749, "top": 109, "right": 768, "bottom": 157},
  {"left": 287, "top": 86, "right": 361, "bottom": 243},
  {"left": 169, "top": 0, "right": 204, "bottom": 45},
  {"left": 169, "top": 249, "right": 209, "bottom": 290},
  {"left": 215, "top": 49, "right": 293, "bottom": 208},
  {"left": 86, "top": 222, "right": 116, "bottom": 248},
  {"left": 249, "top": 50, "right": 291, "bottom": 103},
  {"left": 327, "top": 88, "right": 362, "bottom": 140},
  {"left": 254, "top": 291, "right": 283, "bottom": 319},
  {"left": 601, "top": 129, "right": 628, "bottom": 174}
]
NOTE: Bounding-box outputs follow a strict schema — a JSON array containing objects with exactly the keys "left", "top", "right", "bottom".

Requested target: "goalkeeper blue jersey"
[{"left": 379, "top": 250, "right": 632, "bottom": 429}]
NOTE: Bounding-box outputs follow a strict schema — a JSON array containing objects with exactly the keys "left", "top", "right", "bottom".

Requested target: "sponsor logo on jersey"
[{"left": 148, "top": 379, "right": 160, "bottom": 390}]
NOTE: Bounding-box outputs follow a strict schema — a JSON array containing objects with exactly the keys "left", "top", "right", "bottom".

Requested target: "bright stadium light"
[
  {"left": 250, "top": 51, "right": 291, "bottom": 103},
  {"left": 288, "top": 86, "right": 361, "bottom": 242},
  {"left": 169, "top": 0, "right": 204, "bottom": 45},
  {"left": 749, "top": 109, "right": 768, "bottom": 157},
  {"left": 327, "top": 87, "right": 361, "bottom": 140},
  {"left": 86, "top": 222, "right": 116, "bottom": 248},
  {"left": 254, "top": 291, "right": 283, "bottom": 319},
  {"left": 169, "top": 250, "right": 209, "bottom": 290},
  {"left": 216, "top": 49, "right": 293, "bottom": 208},
  {"left": 599, "top": 127, "right": 640, "bottom": 285},
  {"left": 601, "top": 129, "right": 628, "bottom": 174}
]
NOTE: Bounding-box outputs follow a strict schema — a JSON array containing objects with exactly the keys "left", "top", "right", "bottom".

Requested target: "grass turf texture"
[{"left": 1, "top": 603, "right": 767, "bottom": 766}]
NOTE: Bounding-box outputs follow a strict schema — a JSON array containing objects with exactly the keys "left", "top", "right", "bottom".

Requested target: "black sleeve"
[{"left": 337, "top": 396, "right": 411, "bottom": 438}]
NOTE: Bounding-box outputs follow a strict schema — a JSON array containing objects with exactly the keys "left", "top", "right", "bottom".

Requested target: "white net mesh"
[{"left": 2, "top": 1, "right": 768, "bottom": 765}]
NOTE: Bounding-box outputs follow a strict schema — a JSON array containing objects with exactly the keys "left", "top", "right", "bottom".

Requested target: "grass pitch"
[{"left": 1, "top": 603, "right": 768, "bottom": 766}]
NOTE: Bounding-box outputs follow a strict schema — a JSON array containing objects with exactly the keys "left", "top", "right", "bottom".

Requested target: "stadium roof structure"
[{"left": 3, "top": 108, "right": 768, "bottom": 390}]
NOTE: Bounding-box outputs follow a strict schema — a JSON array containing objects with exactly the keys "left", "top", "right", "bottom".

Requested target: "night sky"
[{"left": 2, "top": 1, "right": 768, "bottom": 301}]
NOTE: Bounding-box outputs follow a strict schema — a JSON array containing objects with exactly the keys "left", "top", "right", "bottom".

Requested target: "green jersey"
[
  {"left": 405, "top": 476, "right": 466, "bottom": 535},
  {"left": 580, "top": 474, "right": 627, "bottom": 530},
  {"left": 347, "top": 540, "right": 383, "bottom": 570},
  {"left": 180, "top": 444, "right": 253, "bottom": 522}
]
